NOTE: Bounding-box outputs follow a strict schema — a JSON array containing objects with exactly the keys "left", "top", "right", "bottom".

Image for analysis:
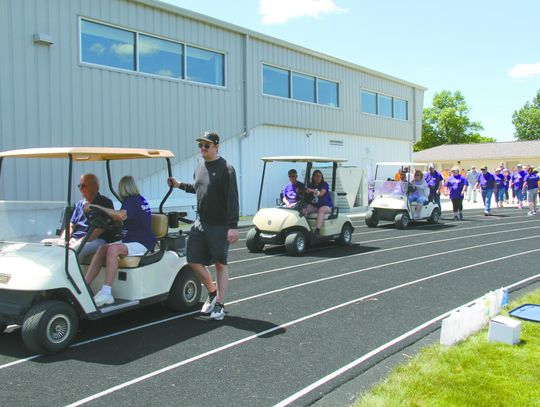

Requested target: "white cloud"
[
  {"left": 110, "top": 43, "right": 134, "bottom": 57},
  {"left": 259, "top": 0, "right": 347, "bottom": 24},
  {"left": 89, "top": 42, "right": 105, "bottom": 55},
  {"left": 508, "top": 62, "right": 540, "bottom": 78}
]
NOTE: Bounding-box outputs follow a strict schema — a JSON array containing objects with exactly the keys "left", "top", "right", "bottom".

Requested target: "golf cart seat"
[
  {"left": 306, "top": 191, "right": 339, "bottom": 219},
  {"left": 118, "top": 213, "right": 168, "bottom": 268}
]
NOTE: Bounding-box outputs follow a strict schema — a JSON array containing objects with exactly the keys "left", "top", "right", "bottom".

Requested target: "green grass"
[{"left": 355, "top": 289, "right": 540, "bottom": 407}]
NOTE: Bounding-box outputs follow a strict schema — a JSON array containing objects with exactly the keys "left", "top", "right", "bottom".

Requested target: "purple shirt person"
[
  {"left": 477, "top": 167, "right": 496, "bottom": 215},
  {"left": 425, "top": 164, "right": 443, "bottom": 209},
  {"left": 282, "top": 169, "right": 305, "bottom": 208},
  {"left": 511, "top": 165, "right": 527, "bottom": 207},
  {"left": 523, "top": 169, "right": 539, "bottom": 215},
  {"left": 445, "top": 168, "right": 468, "bottom": 220},
  {"left": 494, "top": 169, "right": 505, "bottom": 206}
]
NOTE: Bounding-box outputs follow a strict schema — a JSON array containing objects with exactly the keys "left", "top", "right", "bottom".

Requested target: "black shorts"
[{"left": 187, "top": 219, "right": 230, "bottom": 266}]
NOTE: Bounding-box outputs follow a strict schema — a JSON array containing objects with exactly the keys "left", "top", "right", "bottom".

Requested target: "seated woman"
[
  {"left": 84, "top": 175, "right": 156, "bottom": 307},
  {"left": 305, "top": 170, "right": 333, "bottom": 235},
  {"left": 282, "top": 169, "right": 305, "bottom": 208},
  {"left": 409, "top": 170, "right": 429, "bottom": 219}
]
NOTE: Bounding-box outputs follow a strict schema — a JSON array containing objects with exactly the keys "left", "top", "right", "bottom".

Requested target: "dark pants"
[
  {"left": 429, "top": 190, "right": 441, "bottom": 209},
  {"left": 451, "top": 198, "right": 463, "bottom": 212}
]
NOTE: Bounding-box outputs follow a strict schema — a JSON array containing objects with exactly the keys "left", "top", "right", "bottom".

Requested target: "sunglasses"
[
  {"left": 289, "top": 175, "right": 297, "bottom": 178},
  {"left": 77, "top": 183, "right": 87, "bottom": 189},
  {"left": 198, "top": 143, "right": 212, "bottom": 149}
]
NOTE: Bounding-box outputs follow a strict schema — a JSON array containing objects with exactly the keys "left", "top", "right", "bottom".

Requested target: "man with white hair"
[{"left": 465, "top": 166, "right": 479, "bottom": 202}]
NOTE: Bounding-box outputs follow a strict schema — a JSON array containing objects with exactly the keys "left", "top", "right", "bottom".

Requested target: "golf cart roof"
[
  {"left": 261, "top": 156, "right": 347, "bottom": 163},
  {"left": 0, "top": 147, "right": 174, "bottom": 161},
  {"left": 375, "top": 161, "right": 428, "bottom": 167}
]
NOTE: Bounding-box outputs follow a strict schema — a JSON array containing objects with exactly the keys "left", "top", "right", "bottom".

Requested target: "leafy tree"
[
  {"left": 512, "top": 90, "right": 540, "bottom": 141},
  {"left": 414, "top": 90, "right": 493, "bottom": 151}
]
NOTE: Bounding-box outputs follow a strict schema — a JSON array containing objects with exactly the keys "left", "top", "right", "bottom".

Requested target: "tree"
[
  {"left": 414, "top": 90, "right": 494, "bottom": 151},
  {"left": 512, "top": 90, "right": 540, "bottom": 141}
]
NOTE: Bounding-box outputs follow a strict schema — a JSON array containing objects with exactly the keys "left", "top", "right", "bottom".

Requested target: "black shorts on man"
[{"left": 186, "top": 219, "right": 229, "bottom": 265}]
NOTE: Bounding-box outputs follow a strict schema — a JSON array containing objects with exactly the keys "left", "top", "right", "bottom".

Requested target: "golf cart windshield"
[{"left": 373, "top": 180, "right": 409, "bottom": 198}]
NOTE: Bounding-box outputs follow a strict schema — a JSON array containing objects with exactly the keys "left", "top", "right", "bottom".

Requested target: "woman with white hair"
[
  {"left": 445, "top": 166, "right": 469, "bottom": 221},
  {"left": 84, "top": 175, "right": 156, "bottom": 306}
]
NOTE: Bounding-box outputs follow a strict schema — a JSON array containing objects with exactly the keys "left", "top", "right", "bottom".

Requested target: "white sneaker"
[
  {"left": 201, "top": 294, "right": 217, "bottom": 314},
  {"left": 94, "top": 291, "right": 114, "bottom": 307},
  {"left": 527, "top": 211, "right": 534, "bottom": 216},
  {"left": 210, "top": 303, "right": 226, "bottom": 320}
]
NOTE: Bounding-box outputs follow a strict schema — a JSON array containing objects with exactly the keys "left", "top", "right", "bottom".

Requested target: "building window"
[
  {"left": 394, "top": 98, "right": 408, "bottom": 120},
  {"left": 361, "top": 90, "right": 377, "bottom": 115},
  {"left": 378, "top": 95, "right": 393, "bottom": 118},
  {"left": 317, "top": 79, "right": 339, "bottom": 107},
  {"left": 292, "top": 72, "right": 315, "bottom": 103},
  {"left": 262, "top": 64, "right": 339, "bottom": 107},
  {"left": 186, "top": 45, "right": 224, "bottom": 86},
  {"left": 80, "top": 19, "right": 225, "bottom": 87},
  {"left": 138, "top": 34, "right": 183, "bottom": 79},
  {"left": 81, "top": 19, "right": 135, "bottom": 71}
]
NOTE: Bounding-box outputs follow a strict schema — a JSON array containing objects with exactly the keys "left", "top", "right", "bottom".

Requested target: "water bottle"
[{"left": 501, "top": 288, "right": 509, "bottom": 307}]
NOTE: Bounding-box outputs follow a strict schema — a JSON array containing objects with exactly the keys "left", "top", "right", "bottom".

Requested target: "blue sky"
[{"left": 162, "top": 0, "right": 540, "bottom": 142}]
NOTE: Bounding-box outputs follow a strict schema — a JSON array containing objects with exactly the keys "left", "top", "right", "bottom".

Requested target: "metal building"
[{"left": 0, "top": 0, "right": 425, "bottom": 216}]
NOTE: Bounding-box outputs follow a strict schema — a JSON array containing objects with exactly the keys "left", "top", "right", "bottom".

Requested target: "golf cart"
[
  {"left": 246, "top": 156, "right": 354, "bottom": 256},
  {"left": 365, "top": 162, "right": 441, "bottom": 229},
  {"left": 0, "top": 147, "right": 201, "bottom": 354}
]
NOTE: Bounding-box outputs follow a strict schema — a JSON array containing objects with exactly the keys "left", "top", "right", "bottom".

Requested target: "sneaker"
[
  {"left": 453, "top": 215, "right": 459, "bottom": 221},
  {"left": 484, "top": 211, "right": 489, "bottom": 216},
  {"left": 94, "top": 291, "right": 114, "bottom": 307},
  {"left": 527, "top": 211, "right": 534, "bottom": 216},
  {"left": 459, "top": 212, "right": 464, "bottom": 220},
  {"left": 201, "top": 293, "right": 217, "bottom": 314},
  {"left": 210, "top": 303, "right": 226, "bottom": 320}
]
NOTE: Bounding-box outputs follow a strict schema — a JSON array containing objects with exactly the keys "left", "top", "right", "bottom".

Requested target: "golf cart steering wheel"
[
  {"left": 406, "top": 182, "right": 417, "bottom": 195},
  {"left": 86, "top": 206, "right": 116, "bottom": 230}
]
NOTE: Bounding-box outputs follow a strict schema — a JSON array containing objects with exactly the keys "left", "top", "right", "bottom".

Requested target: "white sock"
[{"left": 101, "top": 285, "right": 112, "bottom": 295}]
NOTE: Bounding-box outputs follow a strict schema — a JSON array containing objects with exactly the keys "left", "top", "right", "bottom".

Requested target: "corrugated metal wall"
[{"left": 0, "top": 0, "right": 424, "bottom": 217}]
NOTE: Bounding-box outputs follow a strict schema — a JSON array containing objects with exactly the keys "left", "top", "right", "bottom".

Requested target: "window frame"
[{"left": 360, "top": 88, "right": 409, "bottom": 121}]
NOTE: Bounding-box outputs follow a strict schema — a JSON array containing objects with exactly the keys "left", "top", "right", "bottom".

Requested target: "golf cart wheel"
[
  {"left": 427, "top": 208, "right": 441, "bottom": 224},
  {"left": 246, "top": 228, "right": 265, "bottom": 252},
  {"left": 0, "top": 321, "right": 7, "bottom": 333},
  {"left": 22, "top": 300, "right": 79, "bottom": 354},
  {"left": 395, "top": 212, "right": 410, "bottom": 229},
  {"left": 365, "top": 210, "right": 379, "bottom": 228},
  {"left": 336, "top": 223, "right": 353, "bottom": 245},
  {"left": 166, "top": 268, "right": 202, "bottom": 311},
  {"left": 285, "top": 231, "right": 306, "bottom": 256}
]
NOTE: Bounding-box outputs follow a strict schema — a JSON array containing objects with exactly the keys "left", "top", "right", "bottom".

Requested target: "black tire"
[
  {"left": 427, "top": 208, "right": 441, "bottom": 224},
  {"left": 166, "top": 268, "right": 202, "bottom": 311},
  {"left": 365, "top": 210, "right": 379, "bottom": 228},
  {"left": 22, "top": 300, "right": 78, "bottom": 354},
  {"left": 0, "top": 321, "right": 7, "bottom": 333},
  {"left": 245, "top": 228, "right": 265, "bottom": 252},
  {"left": 284, "top": 231, "right": 306, "bottom": 256},
  {"left": 395, "top": 212, "right": 410, "bottom": 229},
  {"left": 336, "top": 223, "right": 353, "bottom": 245}
]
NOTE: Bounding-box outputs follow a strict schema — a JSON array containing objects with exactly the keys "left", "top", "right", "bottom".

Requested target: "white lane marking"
[
  {"left": 274, "top": 272, "right": 540, "bottom": 406},
  {"left": 65, "top": 250, "right": 540, "bottom": 406},
  {"left": 2, "top": 226, "right": 537, "bottom": 371},
  {"left": 229, "top": 224, "right": 540, "bottom": 281}
]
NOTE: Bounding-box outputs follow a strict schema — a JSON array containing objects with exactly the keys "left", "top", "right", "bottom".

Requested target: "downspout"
[
  {"left": 411, "top": 88, "right": 417, "bottom": 162},
  {"left": 239, "top": 33, "right": 250, "bottom": 216}
]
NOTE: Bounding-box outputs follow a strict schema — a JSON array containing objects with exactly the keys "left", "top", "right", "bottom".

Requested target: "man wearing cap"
[
  {"left": 494, "top": 168, "right": 505, "bottom": 207},
  {"left": 476, "top": 166, "right": 497, "bottom": 216},
  {"left": 424, "top": 163, "right": 443, "bottom": 210},
  {"left": 168, "top": 132, "right": 239, "bottom": 321},
  {"left": 510, "top": 164, "right": 527, "bottom": 209},
  {"left": 465, "top": 166, "right": 480, "bottom": 202}
]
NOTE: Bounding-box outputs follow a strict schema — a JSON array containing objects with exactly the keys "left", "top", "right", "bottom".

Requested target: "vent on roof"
[{"left": 329, "top": 140, "right": 343, "bottom": 146}]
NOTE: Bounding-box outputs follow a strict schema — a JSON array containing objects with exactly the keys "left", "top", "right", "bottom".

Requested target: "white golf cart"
[
  {"left": 0, "top": 147, "right": 201, "bottom": 354},
  {"left": 246, "top": 156, "right": 354, "bottom": 256},
  {"left": 365, "top": 162, "right": 441, "bottom": 229}
]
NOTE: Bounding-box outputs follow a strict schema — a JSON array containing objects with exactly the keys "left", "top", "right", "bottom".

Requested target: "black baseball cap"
[{"left": 196, "top": 131, "right": 219, "bottom": 145}]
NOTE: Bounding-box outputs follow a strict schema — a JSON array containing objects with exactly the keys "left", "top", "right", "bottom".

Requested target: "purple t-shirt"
[
  {"left": 524, "top": 173, "right": 539, "bottom": 190},
  {"left": 425, "top": 170, "right": 443, "bottom": 192},
  {"left": 494, "top": 173, "right": 504, "bottom": 188},
  {"left": 121, "top": 195, "right": 156, "bottom": 251},
  {"left": 283, "top": 181, "right": 304, "bottom": 204},
  {"left": 512, "top": 170, "right": 527, "bottom": 189},
  {"left": 478, "top": 172, "right": 496, "bottom": 189},
  {"left": 70, "top": 193, "right": 115, "bottom": 241},
  {"left": 309, "top": 181, "right": 333, "bottom": 208},
  {"left": 445, "top": 175, "right": 468, "bottom": 199},
  {"left": 503, "top": 174, "right": 511, "bottom": 190}
]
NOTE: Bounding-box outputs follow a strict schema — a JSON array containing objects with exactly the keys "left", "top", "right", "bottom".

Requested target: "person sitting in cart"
[
  {"left": 408, "top": 170, "right": 429, "bottom": 219},
  {"left": 58, "top": 173, "right": 115, "bottom": 261},
  {"left": 282, "top": 169, "right": 305, "bottom": 208},
  {"left": 83, "top": 175, "right": 156, "bottom": 307},
  {"left": 392, "top": 172, "right": 408, "bottom": 195},
  {"left": 305, "top": 170, "right": 332, "bottom": 235}
]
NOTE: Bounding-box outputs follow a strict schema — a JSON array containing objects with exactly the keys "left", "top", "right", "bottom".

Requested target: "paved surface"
[{"left": 1, "top": 201, "right": 539, "bottom": 407}]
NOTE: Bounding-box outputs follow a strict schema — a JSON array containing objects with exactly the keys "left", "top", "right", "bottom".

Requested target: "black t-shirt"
[{"left": 184, "top": 157, "right": 239, "bottom": 228}]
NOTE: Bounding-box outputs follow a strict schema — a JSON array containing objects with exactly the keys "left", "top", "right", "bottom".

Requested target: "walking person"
[
  {"left": 445, "top": 166, "right": 468, "bottom": 220},
  {"left": 494, "top": 168, "right": 505, "bottom": 208},
  {"left": 523, "top": 167, "right": 539, "bottom": 215},
  {"left": 476, "top": 166, "right": 497, "bottom": 216},
  {"left": 168, "top": 132, "right": 239, "bottom": 321},
  {"left": 510, "top": 164, "right": 527, "bottom": 209},
  {"left": 465, "top": 166, "right": 480, "bottom": 202},
  {"left": 425, "top": 163, "right": 443, "bottom": 210},
  {"left": 503, "top": 168, "right": 511, "bottom": 204}
]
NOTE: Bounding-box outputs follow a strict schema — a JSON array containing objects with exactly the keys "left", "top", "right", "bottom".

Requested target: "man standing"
[
  {"left": 476, "top": 166, "right": 497, "bottom": 216},
  {"left": 510, "top": 164, "right": 527, "bottom": 209},
  {"left": 424, "top": 163, "right": 443, "bottom": 209},
  {"left": 61, "top": 174, "right": 115, "bottom": 261},
  {"left": 465, "top": 166, "right": 480, "bottom": 202},
  {"left": 168, "top": 132, "right": 239, "bottom": 321}
]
